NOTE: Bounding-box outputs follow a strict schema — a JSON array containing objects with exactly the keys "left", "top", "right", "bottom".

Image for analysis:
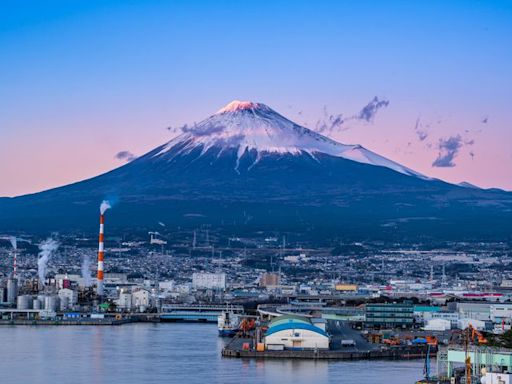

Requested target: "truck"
[{"left": 341, "top": 339, "right": 356, "bottom": 347}]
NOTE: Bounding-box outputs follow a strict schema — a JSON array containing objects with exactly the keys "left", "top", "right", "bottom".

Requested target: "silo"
[
  {"left": 33, "top": 299, "right": 42, "bottom": 310},
  {"left": 60, "top": 296, "right": 69, "bottom": 311},
  {"left": 46, "top": 296, "right": 60, "bottom": 311},
  {"left": 7, "top": 278, "right": 18, "bottom": 304},
  {"left": 17, "top": 295, "right": 32, "bottom": 310},
  {"left": 0, "top": 288, "right": 6, "bottom": 303}
]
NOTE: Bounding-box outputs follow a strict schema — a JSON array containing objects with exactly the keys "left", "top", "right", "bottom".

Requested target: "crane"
[
  {"left": 423, "top": 344, "right": 431, "bottom": 381},
  {"left": 464, "top": 324, "right": 488, "bottom": 384}
]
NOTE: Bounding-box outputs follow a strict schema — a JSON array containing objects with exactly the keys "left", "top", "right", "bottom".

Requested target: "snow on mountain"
[{"left": 155, "top": 100, "right": 424, "bottom": 178}]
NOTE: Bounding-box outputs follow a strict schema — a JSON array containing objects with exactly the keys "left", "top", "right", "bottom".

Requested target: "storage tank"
[
  {"left": 37, "top": 295, "right": 46, "bottom": 306},
  {"left": 7, "top": 278, "right": 18, "bottom": 304},
  {"left": 60, "top": 297, "right": 69, "bottom": 311},
  {"left": 33, "top": 299, "right": 42, "bottom": 310},
  {"left": 44, "top": 296, "right": 60, "bottom": 311},
  {"left": 17, "top": 295, "right": 33, "bottom": 310}
]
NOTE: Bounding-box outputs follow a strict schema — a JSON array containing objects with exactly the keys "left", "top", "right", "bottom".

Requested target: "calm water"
[{"left": 0, "top": 323, "right": 424, "bottom": 383}]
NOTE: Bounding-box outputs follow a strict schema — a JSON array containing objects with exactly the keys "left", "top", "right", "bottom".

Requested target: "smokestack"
[{"left": 97, "top": 200, "right": 111, "bottom": 297}]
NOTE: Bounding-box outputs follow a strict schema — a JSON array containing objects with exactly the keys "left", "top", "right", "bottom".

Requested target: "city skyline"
[{"left": 1, "top": 0, "right": 511, "bottom": 196}]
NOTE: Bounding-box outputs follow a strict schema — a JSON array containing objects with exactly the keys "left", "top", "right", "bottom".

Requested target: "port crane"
[{"left": 464, "top": 324, "right": 488, "bottom": 384}]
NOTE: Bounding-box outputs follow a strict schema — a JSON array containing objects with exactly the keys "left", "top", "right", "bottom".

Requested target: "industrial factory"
[{"left": 2, "top": 200, "right": 512, "bottom": 384}]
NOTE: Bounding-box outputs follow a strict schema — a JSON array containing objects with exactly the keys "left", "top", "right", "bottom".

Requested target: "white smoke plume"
[
  {"left": 37, "top": 238, "right": 59, "bottom": 285},
  {"left": 100, "top": 200, "right": 111, "bottom": 215},
  {"left": 9, "top": 236, "right": 17, "bottom": 250},
  {"left": 81, "top": 255, "right": 92, "bottom": 287}
]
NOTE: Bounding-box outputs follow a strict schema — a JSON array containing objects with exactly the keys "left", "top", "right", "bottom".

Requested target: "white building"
[
  {"left": 424, "top": 319, "right": 451, "bottom": 331},
  {"left": 159, "top": 281, "right": 175, "bottom": 291},
  {"left": 58, "top": 288, "right": 77, "bottom": 307},
  {"left": 192, "top": 273, "right": 226, "bottom": 290},
  {"left": 264, "top": 315, "right": 329, "bottom": 350},
  {"left": 457, "top": 302, "right": 491, "bottom": 321},
  {"left": 131, "top": 288, "right": 151, "bottom": 310},
  {"left": 116, "top": 290, "right": 132, "bottom": 311},
  {"left": 458, "top": 318, "right": 486, "bottom": 331}
]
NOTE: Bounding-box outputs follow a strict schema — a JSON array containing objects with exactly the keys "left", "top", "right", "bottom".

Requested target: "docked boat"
[{"left": 217, "top": 310, "right": 240, "bottom": 337}]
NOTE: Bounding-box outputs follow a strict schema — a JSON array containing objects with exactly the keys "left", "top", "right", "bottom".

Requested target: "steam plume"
[
  {"left": 100, "top": 200, "right": 111, "bottom": 215},
  {"left": 81, "top": 255, "right": 92, "bottom": 287},
  {"left": 37, "top": 238, "right": 59, "bottom": 284},
  {"left": 9, "top": 236, "right": 17, "bottom": 250}
]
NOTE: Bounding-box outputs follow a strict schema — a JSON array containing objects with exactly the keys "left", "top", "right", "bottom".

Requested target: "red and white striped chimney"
[{"left": 96, "top": 213, "right": 105, "bottom": 296}]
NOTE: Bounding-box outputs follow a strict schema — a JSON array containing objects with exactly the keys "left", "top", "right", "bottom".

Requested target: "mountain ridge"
[{"left": 0, "top": 101, "right": 511, "bottom": 240}]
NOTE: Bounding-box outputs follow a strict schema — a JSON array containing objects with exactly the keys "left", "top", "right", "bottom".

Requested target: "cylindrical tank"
[
  {"left": 17, "top": 295, "right": 32, "bottom": 310},
  {"left": 44, "top": 295, "right": 60, "bottom": 311},
  {"left": 33, "top": 299, "right": 42, "bottom": 310},
  {"left": 7, "top": 278, "right": 18, "bottom": 304},
  {"left": 60, "top": 297, "right": 69, "bottom": 311}
]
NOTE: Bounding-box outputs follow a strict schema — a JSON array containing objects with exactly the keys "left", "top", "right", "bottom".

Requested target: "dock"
[{"left": 222, "top": 336, "right": 435, "bottom": 360}]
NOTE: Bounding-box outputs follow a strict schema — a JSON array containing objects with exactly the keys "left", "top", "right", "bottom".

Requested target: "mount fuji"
[{"left": 1, "top": 100, "right": 511, "bottom": 240}]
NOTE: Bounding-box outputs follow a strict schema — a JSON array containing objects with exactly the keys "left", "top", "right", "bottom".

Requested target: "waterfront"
[{"left": 0, "top": 323, "right": 425, "bottom": 384}]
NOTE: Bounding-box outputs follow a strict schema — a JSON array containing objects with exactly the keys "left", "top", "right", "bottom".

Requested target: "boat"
[{"left": 217, "top": 310, "right": 240, "bottom": 337}]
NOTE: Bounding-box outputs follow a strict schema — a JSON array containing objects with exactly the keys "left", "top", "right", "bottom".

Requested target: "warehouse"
[{"left": 264, "top": 315, "right": 330, "bottom": 350}]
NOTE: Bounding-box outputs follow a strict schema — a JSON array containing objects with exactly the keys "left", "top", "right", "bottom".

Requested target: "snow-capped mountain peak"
[
  {"left": 156, "top": 100, "right": 424, "bottom": 178},
  {"left": 216, "top": 100, "right": 267, "bottom": 114}
]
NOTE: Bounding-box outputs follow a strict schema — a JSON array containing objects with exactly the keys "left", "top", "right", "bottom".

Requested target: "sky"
[{"left": 0, "top": 0, "right": 511, "bottom": 196}]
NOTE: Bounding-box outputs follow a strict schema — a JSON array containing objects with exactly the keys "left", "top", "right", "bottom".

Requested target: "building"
[
  {"left": 131, "top": 288, "right": 151, "bottom": 310},
  {"left": 58, "top": 288, "right": 78, "bottom": 309},
  {"left": 192, "top": 273, "right": 226, "bottom": 290},
  {"left": 104, "top": 273, "right": 128, "bottom": 285},
  {"left": 424, "top": 318, "right": 451, "bottom": 331},
  {"left": 456, "top": 302, "right": 491, "bottom": 321},
  {"left": 425, "top": 311, "right": 460, "bottom": 329},
  {"left": 159, "top": 280, "right": 175, "bottom": 292},
  {"left": 335, "top": 284, "right": 358, "bottom": 292},
  {"left": 445, "top": 346, "right": 512, "bottom": 378},
  {"left": 116, "top": 290, "right": 132, "bottom": 311},
  {"left": 365, "top": 302, "right": 414, "bottom": 328},
  {"left": 264, "top": 315, "right": 330, "bottom": 350},
  {"left": 259, "top": 272, "right": 280, "bottom": 289},
  {"left": 55, "top": 274, "right": 81, "bottom": 289},
  {"left": 490, "top": 304, "right": 512, "bottom": 325}
]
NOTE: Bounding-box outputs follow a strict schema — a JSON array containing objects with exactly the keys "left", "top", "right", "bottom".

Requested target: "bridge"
[{"left": 160, "top": 304, "right": 244, "bottom": 322}]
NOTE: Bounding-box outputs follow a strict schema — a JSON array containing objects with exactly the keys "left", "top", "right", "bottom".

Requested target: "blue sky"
[{"left": 0, "top": 0, "right": 511, "bottom": 195}]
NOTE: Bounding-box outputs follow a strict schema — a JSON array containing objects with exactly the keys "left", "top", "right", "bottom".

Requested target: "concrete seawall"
[{"left": 222, "top": 345, "right": 435, "bottom": 360}]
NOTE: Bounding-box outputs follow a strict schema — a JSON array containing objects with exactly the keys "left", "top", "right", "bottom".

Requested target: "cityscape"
[{"left": 1, "top": 1, "right": 511, "bottom": 384}]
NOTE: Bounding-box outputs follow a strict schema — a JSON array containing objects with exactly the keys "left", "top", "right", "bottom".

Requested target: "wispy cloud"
[
  {"left": 315, "top": 106, "right": 346, "bottom": 134},
  {"left": 115, "top": 150, "right": 137, "bottom": 162},
  {"left": 357, "top": 96, "right": 390, "bottom": 122},
  {"left": 414, "top": 118, "right": 429, "bottom": 141},
  {"left": 432, "top": 135, "right": 463, "bottom": 168},
  {"left": 313, "top": 96, "right": 390, "bottom": 136}
]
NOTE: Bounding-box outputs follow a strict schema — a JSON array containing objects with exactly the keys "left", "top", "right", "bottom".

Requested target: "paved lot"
[{"left": 327, "top": 320, "right": 379, "bottom": 352}]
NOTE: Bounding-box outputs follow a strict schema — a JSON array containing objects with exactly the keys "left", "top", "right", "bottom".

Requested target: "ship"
[{"left": 217, "top": 310, "right": 241, "bottom": 337}]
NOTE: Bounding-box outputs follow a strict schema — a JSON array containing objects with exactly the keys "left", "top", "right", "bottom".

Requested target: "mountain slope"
[
  {"left": 156, "top": 100, "right": 423, "bottom": 177},
  {"left": 0, "top": 101, "right": 511, "bottom": 240}
]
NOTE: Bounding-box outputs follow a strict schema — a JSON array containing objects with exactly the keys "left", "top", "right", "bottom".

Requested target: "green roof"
[{"left": 269, "top": 314, "right": 312, "bottom": 328}]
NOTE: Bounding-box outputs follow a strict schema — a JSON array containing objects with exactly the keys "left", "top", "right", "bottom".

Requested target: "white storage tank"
[
  {"left": 17, "top": 295, "right": 33, "bottom": 310},
  {"left": 44, "top": 296, "right": 60, "bottom": 311},
  {"left": 60, "top": 297, "right": 69, "bottom": 311},
  {"left": 33, "top": 299, "right": 42, "bottom": 310}
]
